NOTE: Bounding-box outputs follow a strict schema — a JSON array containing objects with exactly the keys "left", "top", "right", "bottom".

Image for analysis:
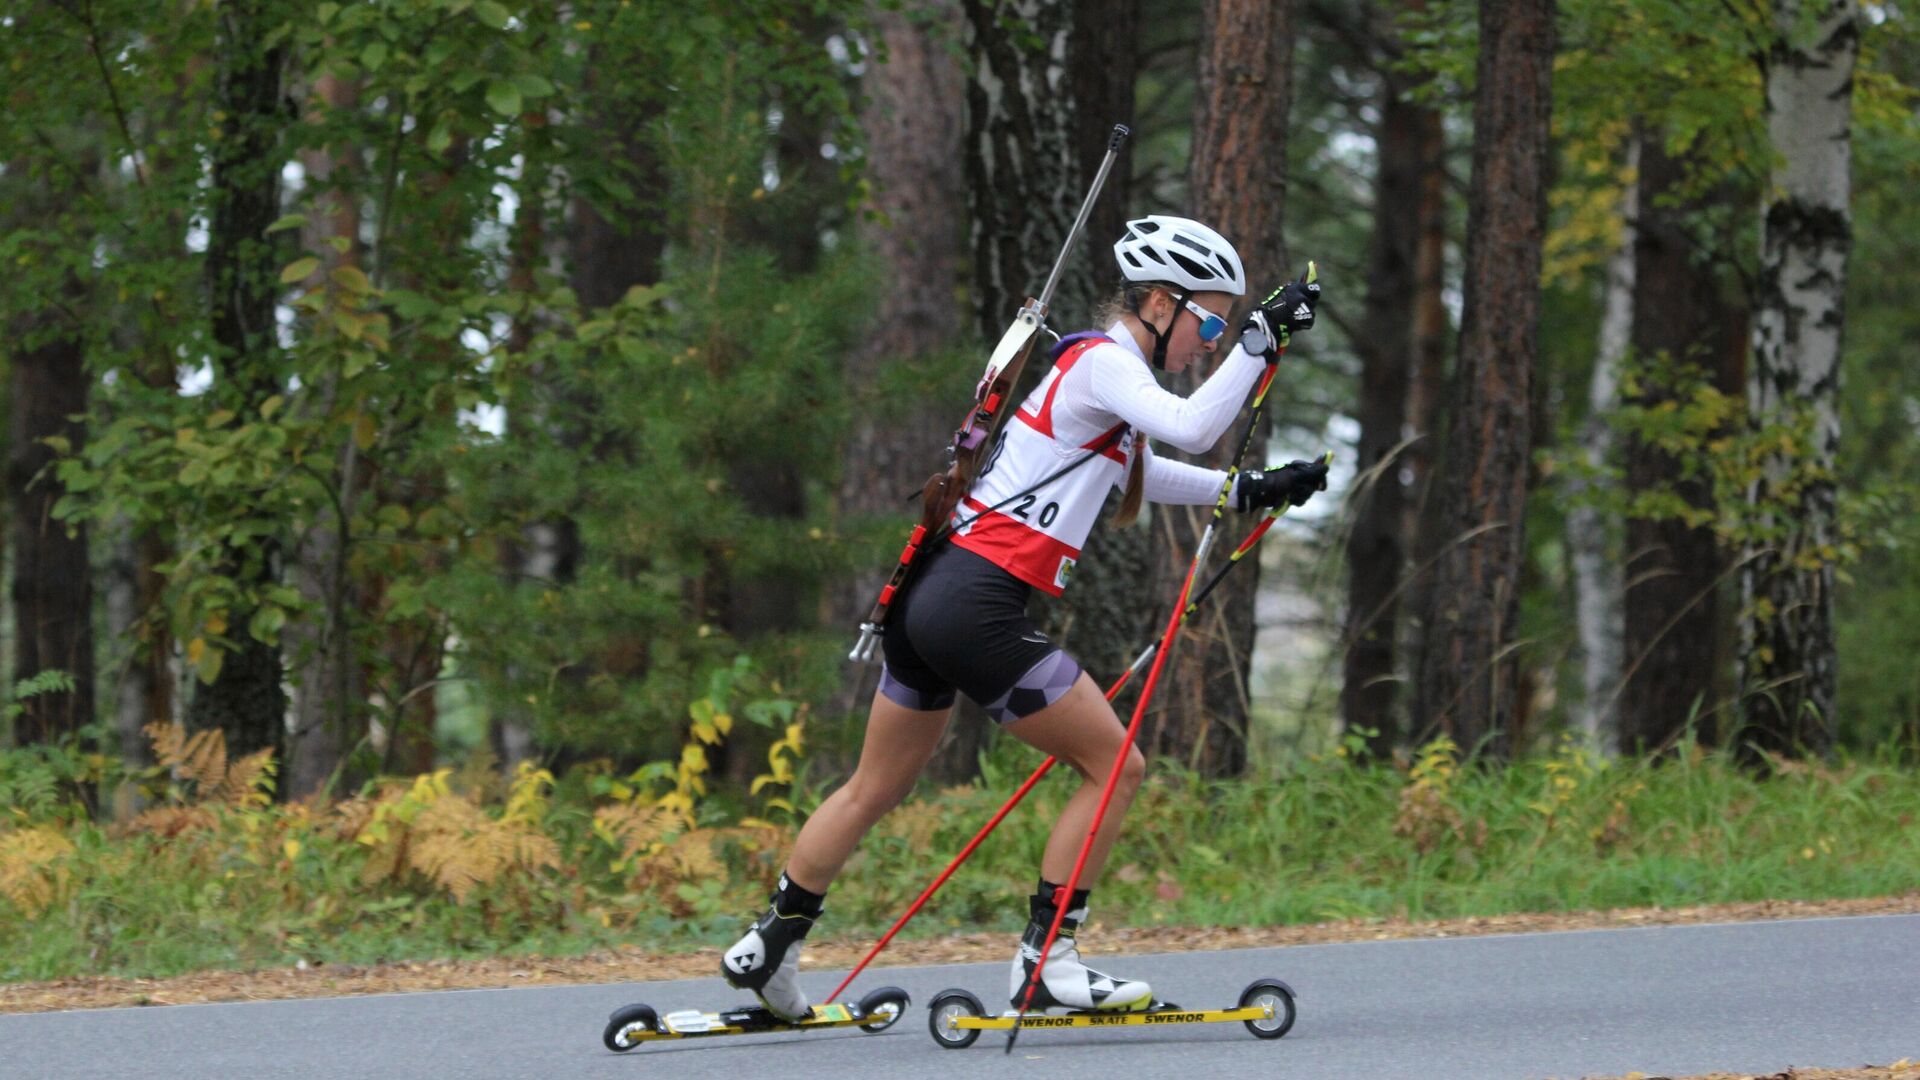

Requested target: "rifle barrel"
[{"left": 1035, "top": 123, "right": 1130, "bottom": 314}]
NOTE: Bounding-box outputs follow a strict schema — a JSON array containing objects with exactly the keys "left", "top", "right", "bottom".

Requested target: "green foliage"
[
  {"left": 10, "top": 0, "right": 873, "bottom": 772},
  {"left": 6, "top": 737, "right": 1919, "bottom": 981}
]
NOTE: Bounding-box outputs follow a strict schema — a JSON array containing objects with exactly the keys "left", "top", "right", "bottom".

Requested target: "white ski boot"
[{"left": 1008, "top": 885, "right": 1151, "bottom": 1012}]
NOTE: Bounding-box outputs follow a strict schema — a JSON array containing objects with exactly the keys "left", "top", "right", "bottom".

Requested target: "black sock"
[
  {"left": 1030, "top": 877, "right": 1091, "bottom": 927},
  {"left": 772, "top": 871, "right": 827, "bottom": 920}
]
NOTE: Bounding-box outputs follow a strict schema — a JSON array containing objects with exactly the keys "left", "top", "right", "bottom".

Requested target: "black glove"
[
  {"left": 1235, "top": 458, "right": 1329, "bottom": 512},
  {"left": 1260, "top": 262, "right": 1321, "bottom": 334},
  {"left": 1239, "top": 263, "right": 1320, "bottom": 358}
]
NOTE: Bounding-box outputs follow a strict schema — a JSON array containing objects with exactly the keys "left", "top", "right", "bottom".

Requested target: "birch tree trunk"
[
  {"left": 1740, "top": 0, "right": 1859, "bottom": 759},
  {"left": 1568, "top": 138, "right": 1633, "bottom": 751},
  {"left": 964, "top": 0, "right": 1080, "bottom": 340},
  {"left": 1035, "top": 0, "right": 1145, "bottom": 734},
  {"left": 285, "top": 70, "right": 366, "bottom": 799},
  {"left": 958, "top": 0, "right": 1138, "bottom": 780},
  {"left": 1411, "top": 0, "right": 1553, "bottom": 758}
]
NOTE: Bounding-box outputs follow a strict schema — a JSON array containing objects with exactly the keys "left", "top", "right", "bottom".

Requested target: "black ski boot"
[{"left": 722, "top": 873, "right": 824, "bottom": 1020}]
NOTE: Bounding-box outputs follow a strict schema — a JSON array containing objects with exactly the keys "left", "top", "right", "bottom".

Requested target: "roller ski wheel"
[
  {"left": 856, "top": 985, "right": 911, "bottom": 1033},
  {"left": 603, "top": 1003, "right": 659, "bottom": 1052},
  {"left": 1237, "top": 978, "right": 1297, "bottom": 1040},
  {"left": 928, "top": 989, "right": 986, "bottom": 1050},
  {"left": 599, "top": 987, "right": 910, "bottom": 1050}
]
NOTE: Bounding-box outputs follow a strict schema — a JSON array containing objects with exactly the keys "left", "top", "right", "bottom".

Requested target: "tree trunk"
[
  {"left": 957, "top": 0, "right": 1140, "bottom": 780},
  {"left": 832, "top": 1, "right": 971, "bottom": 774},
  {"left": 285, "top": 70, "right": 366, "bottom": 800},
  {"left": 8, "top": 289, "right": 95, "bottom": 746},
  {"left": 107, "top": 525, "right": 174, "bottom": 776},
  {"left": 190, "top": 0, "right": 290, "bottom": 763},
  {"left": 1034, "top": 0, "right": 1145, "bottom": 750},
  {"left": 1568, "top": 138, "right": 1634, "bottom": 750},
  {"left": 1410, "top": 0, "right": 1553, "bottom": 759},
  {"left": 963, "top": 0, "right": 1081, "bottom": 339},
  {"left": 1739, "top": 0, "right": 1859, "bottom": 760},
  {"left": 1342, "top": 23, "right": 1443, "bottom": 757},
  {"left": 1619, "top": 129, "right": 1745, "bottom": 755},
  {"left": 1399, "top": 78, "right": 1452, "bottom": 756},
  {"left": 1141, "top": 0, "right": 1292, "bottom": 777}
]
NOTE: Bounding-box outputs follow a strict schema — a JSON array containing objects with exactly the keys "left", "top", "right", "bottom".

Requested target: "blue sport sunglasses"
[{"left": 1182, "top": 297, "right": 1228, "bottom": 343}]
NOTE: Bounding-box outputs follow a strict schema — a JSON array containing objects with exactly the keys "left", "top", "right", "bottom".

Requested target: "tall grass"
[{"left": 4, "top": 734, "right": 1917, "bottom": 983}]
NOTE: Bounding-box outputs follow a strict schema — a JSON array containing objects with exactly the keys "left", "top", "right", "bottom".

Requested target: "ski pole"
[
  {"left": 1005, "top": 345, "right": 1311, "bottom": 1053},
  {"left": 820, "top": 462, "right": 1311, "bottom": 1006}
]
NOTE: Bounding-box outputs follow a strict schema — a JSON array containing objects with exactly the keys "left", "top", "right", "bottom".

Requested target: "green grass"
[{"left": 4, "top": 739, "right": 1918, "bottom": 984}]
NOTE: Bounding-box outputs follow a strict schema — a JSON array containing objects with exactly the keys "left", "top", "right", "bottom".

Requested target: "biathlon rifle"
[{"left": 849, "top": 123, "right": 1132, "bottom": 663}]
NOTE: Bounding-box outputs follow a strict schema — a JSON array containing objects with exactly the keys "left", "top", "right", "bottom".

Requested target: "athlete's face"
[{"left": 1156, "top": 290, "right": 1235, "bottom": 374}]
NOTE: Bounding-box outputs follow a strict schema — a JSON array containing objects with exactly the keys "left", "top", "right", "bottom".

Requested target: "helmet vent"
[
  {"left": 1171, "top": 233, "right": 1211, "bottom": 256},
  {"left": 1170, "top": 251, "right": 1211, "bottom": 282}
]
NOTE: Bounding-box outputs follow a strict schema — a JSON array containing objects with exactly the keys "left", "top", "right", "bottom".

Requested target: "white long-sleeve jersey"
[{"left": 949, "top": 323, "right": 1262, "bottom": 595}]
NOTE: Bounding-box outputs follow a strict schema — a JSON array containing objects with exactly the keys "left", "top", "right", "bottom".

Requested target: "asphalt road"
[{"left": 5, "top": 914, "right": 1916, "bottom": 1080}]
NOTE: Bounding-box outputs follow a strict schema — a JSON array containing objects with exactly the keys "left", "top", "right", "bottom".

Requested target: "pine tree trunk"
[
  {"left": 831, "top": 0, "right": 971, "bottom": 773},
  {"left": 192, "top": 0, "right": 290, "bottom": 762},
  {"left": 1619, "top": 129, "right": 1745, "bottom": 755},
  {"left": 1410, "top": 0, "right": 1553, "bottom": 758},
  {"left": 1740, "top": 0, "right": 1859, "bottom": 760},
  {"left": 1142, "top": 0, "right": 1292, "bottom": 777},
  {"left": 8, "top": 286, "right": 95, "bottom": 746},
  {"left": 1343, "top": 29, "right": 1443, "bottom": 757}
]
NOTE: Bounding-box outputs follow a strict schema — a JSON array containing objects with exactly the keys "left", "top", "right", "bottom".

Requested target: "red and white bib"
[{"left": 950, "top": 338, "right": 1131, "bottom": 595}]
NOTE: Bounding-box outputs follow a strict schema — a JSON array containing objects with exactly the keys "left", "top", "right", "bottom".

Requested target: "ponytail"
[
  {"left": 1094, "top": 281, "right": 1168, "bottom": 529},
  {"left": 1110, "top": 448, "right": 1146, "bottom": 527}
]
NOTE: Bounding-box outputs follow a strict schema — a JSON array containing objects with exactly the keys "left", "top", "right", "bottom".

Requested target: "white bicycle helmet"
[{"left": 1113, "top": 215, "right": 1247, "bottom": 297}]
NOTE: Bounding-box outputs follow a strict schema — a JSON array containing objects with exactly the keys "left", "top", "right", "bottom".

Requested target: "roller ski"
[
  {"left": 926, "top": 978, "right": 1296, "bottom": 1049},
  {"left": 921, "top": 882, "right": 1296, "bottom": 1048},
  {"left": 602, "top": 984, "right": 909, "bottom": 1051},
  {"left": 600, "top": 873, "right": 912, "bottom": 1052}
]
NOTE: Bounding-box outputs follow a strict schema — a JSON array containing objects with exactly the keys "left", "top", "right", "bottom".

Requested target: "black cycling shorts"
[{"left": 879, "top": 543, "right": 1082, "bottom": 723}]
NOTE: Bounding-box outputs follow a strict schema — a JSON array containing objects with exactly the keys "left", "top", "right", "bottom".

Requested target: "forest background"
[{"left": 3, "top": 0, "right": 1919, "bottom": 986}]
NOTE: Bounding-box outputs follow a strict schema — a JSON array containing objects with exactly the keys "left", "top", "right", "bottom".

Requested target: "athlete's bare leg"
[
  {"left": 1002, "top": 671, "right": 1145, "bottom": 887},
  {"left": 783, "top": 693, "right": 949, "bottom": 891}
]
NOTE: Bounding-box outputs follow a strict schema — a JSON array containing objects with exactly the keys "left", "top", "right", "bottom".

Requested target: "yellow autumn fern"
[
  {"left": 0, "top": 826, "right": 75, "bottom": 916},
  {"left": 351, "top": 767, "right": 560, "bottom": 903},
  {"left": 139, "top": 722, "right": 276, "bottom": 808}
]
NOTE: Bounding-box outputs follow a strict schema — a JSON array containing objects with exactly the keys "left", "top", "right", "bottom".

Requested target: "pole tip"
[{"left": 1109, "top": 124, "right": 1130, "bottom": 151}]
